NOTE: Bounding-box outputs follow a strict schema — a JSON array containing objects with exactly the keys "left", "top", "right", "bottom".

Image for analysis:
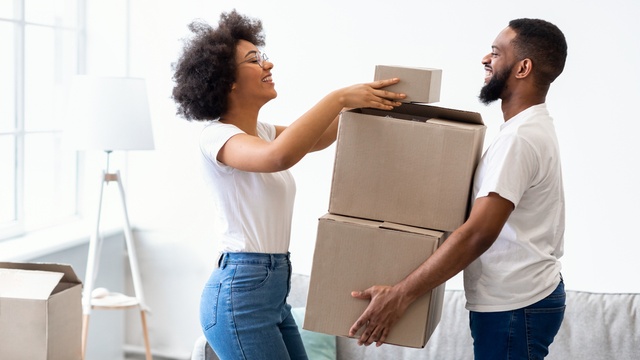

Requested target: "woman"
[{"left": 171, "top": 9, "right": 405, "bottom": 360}]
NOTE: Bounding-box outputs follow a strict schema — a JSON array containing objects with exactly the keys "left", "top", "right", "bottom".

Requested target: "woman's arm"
[{"left": 218, "top": 79, "right": 405, "bottom": 172}]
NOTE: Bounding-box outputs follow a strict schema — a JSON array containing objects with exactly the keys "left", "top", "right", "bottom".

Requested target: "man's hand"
[{"left": 348, "top": 285, "right": 410, "bottom": 347}]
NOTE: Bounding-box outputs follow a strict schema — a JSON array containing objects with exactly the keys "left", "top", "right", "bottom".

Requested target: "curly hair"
[
  {"left": 508, "top": 18, "right": 568, "bottom": 87},
  {"left": 171, "top": 10, "right": 265, "bottom": 121}
]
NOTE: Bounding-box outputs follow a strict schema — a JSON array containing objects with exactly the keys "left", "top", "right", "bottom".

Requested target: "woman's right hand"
[{"left": 335, "top": 78, "right": 406, "bottom": 110}]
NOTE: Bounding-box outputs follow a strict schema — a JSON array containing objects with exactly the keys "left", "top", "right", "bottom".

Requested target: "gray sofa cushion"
[
  {"left": 191, "top": 335, "right": 215, "bottom": 360},
  {"left": 192, "top": 274, "right": 640, "bottom": 360},
  {"left": 548, "top": 291, "right": 640, "bottom": 360},
  {"left": 336, "top": 289, "right": 640, "bottom": 360}
]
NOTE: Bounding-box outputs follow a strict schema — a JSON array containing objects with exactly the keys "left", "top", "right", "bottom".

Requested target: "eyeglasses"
[{"left": 238, "top": 51, "right": 269, "bottom": 69}]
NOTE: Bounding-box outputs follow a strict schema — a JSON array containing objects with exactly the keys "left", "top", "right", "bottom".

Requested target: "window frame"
[{"left": 0, "top": 0, "right": 86, "bottom": 241}]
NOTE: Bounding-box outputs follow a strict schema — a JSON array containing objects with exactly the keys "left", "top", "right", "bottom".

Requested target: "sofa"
[{"left": 191, "top": 274, "right": 640, "bottom": 360}]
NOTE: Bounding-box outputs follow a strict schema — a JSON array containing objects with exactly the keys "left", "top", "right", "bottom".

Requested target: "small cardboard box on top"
[
  {"left": 0, "top": 262, "right": 82, "bottom": 360},
  {"left": 374, "top": 65, "right": 442, "bottom": 103},
  {"left": 304, "top": 214, "right": 446, "bottom": 348},
  {"left": 329, "top": 103, "right": 486, "bottom": 232}
]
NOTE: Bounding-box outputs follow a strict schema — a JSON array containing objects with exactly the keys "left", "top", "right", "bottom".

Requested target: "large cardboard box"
[
  {"left": 0, "top": 262, "right": 82, "bottom": 360},
  {"left": 329, "top": 103, "right": 485, "bottom": 231},
  {"left": 374, "top": 65, "right": 442, "bottom": 103},
  {"left": 304, "top": 214, "right": 446, "bottom": 348}
]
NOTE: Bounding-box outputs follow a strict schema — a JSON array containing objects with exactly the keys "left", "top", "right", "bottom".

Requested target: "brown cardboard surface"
[
  {"left": 374, "top": 65, "right": 442, "bottom": 103},
  {"left": 304, "top": 214, "right": 446, "bottom": 348},
  {"left": 0, "top": 262, "right": 82, "bottom": 360},
  {"left": 329, "top": 103, "right": 485, "bottom": 231}
]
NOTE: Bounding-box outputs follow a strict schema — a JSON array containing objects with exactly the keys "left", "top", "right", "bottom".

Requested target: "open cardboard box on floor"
[
  {"left": 0, "top": 262, "right": 82, "bottom": 360},
  {"left": 329, "top": 103, "right": 486, "bottom": 232},
  {"left": 304, "top": 214, "right": 447, "bottom": 348}
]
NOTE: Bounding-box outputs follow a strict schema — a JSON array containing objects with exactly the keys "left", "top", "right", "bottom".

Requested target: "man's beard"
[{"left": 479, "top": 65, "right": 511, "bottom": 105}]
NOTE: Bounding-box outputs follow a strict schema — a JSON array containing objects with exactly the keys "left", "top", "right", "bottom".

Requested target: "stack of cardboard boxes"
[{"left": 303, "top": 66, "right": 487, "bottom": 348}]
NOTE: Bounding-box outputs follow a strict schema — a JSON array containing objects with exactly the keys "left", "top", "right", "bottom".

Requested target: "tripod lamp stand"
[{"left": 66, "top": 76, "right": 155, "bottom": 360}]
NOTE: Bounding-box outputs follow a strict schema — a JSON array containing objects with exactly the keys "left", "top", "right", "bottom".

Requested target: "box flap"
[
  {"left": 380, "top": 222, "right": 444, "bottom": 238},
  {"left": 321, "top": 214, "right": 445, "bottom": 238},
  {"left": 409, "top": 103, "right": 483, "bottom": 124},
  {"left": 0, "top": 268, "right": 63, "bottom": 300},
  {"left": 353, "top": 102, "right": 483, "bottom": 125},
  {"left": 319, "top": 213, "right": 380, "bottom": 227},
  {"left": 427, "top": 118, "right": 486, "bottom": 130},
  {"left": 0, "top": 262, "right": 81, "bottom": 285}
]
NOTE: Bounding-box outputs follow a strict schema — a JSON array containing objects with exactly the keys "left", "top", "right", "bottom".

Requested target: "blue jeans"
[
  {"left": 469, "top": 279, "right": 566, "bottom": 360},
  {"left": 200, "top": 252, "right": 308, "bottom": 360}
]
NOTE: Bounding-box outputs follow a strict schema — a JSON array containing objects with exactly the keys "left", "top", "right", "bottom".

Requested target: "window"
[{"left": 0, "top": 0, "right": 85, "bottom": 240}]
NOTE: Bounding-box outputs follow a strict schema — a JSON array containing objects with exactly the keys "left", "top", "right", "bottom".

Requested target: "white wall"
[{"left": 117, "top": 0, "right": 640, "bottom": 355}]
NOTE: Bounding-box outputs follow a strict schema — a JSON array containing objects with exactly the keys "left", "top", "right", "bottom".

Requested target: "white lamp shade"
[{"left": 65, "top": 76, "right": 155, "bottom": 151}]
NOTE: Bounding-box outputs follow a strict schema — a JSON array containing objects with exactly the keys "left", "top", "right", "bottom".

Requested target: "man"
[{"left": 349, "top": 18, "right": 568, "bottom": 360}]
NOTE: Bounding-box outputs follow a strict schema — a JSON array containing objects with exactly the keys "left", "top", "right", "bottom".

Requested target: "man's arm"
[{"left": 348, "top": 192, "right": 514, "bottom": 346}]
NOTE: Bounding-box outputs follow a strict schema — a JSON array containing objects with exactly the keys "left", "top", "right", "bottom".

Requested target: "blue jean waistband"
[{"left": 218, "top": 252, "right": 290, "bottom": 269}]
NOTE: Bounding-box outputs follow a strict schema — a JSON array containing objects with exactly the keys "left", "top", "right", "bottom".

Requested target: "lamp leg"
[
  {"left": 140, "top": 309, "right": 152, "bottom": 360},
  {"left": 113, "top": 170, "right": 148, "bottom": 311},
  {"left": 81, "top": 314, "right": 90, "bottom": 360},
  {"left": 114, "top": 171, "right": 152, "bottom": 359},
  {"left": 83, "top": 171, "right": 108, "bottom": 315},
  {"left": 81, "top": 171, "right": 108, "bottom": 360}
]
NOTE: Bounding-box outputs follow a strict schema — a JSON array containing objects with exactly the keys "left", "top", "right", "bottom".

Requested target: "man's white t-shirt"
[
  {"left": 465, "top": 104, "right": 565, "bottom": 312},
  {"left": 199, "top": 121, "right": 296, "bottom": 254}
]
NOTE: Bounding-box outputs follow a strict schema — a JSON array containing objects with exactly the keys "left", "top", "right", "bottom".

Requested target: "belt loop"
[
  {"left": 218, "top": 252, "right": 227, "bottom": 269},
  {"left": 270, "top": 254, "right": 276, "bottom": 270}
]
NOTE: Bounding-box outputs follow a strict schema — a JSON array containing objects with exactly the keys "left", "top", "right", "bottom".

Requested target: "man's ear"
[{"left": 515, "top": 58, "right": 533, "bottom": 79}]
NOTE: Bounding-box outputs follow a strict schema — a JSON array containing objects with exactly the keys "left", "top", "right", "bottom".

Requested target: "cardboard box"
[
  {"left": 0, "top": 262, "right": 82, "bottom": 360},
  {"left": 329, "top": 103, "right": 485, "bottom": 231},
  {"left": 304, "top": 214, "right": 446, "bottom": 348},
  {"left": 374, "top": 65, "right": 442, "bottom": 103}
]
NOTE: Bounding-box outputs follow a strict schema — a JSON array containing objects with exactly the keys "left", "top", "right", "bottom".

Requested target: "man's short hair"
[{"left": 509, "top": 18, "right": 568, "bottom": 86}]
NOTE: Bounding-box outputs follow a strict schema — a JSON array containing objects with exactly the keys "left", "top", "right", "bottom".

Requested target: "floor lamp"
[{"left": 66, "top": 76, "right": 155, "bottom": 360}]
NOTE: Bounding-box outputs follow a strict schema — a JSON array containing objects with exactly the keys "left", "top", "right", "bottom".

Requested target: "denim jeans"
[
  {"left": 469, "top": 279, "right": 566, "bottom": 360},
  {"left": 200, "top": 252, "right": 308, "bottom": 360}
]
